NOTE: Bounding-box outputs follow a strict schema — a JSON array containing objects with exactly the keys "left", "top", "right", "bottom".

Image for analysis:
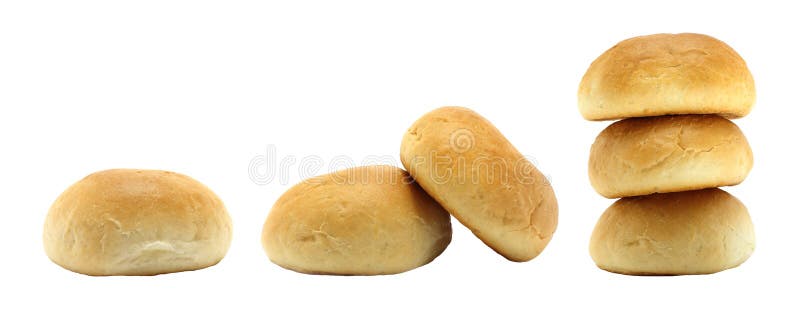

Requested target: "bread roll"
[
  {"left": 589, "top": 114, "right": 753, "bottom": 198},
  {"left": 400, "top": 106, "right": 558, "bottom": 262},
  {"left": 43, "top": 169, "right": 232, "bottom": 276},
  {"left": 589, "top": 188, "right": 755, "bottom": 275},
  {"left": 261, "top": 165, "right": 452, "bottom": 275},
  {"left": 578, "top": 33, "right": 755, "bottom": 120}
]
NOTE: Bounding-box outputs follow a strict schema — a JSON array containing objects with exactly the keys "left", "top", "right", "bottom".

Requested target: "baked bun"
[
  {"left": 589, "top": 114, "right": 753, "bottom": 198},
  {"left": 43, "top": 169, "right": 232, "bottom": 276},
  {"left": 578, "top": 33, "right": 755, "bottom": 120},
  {"left": 589, "top": 188, "right": 755, "bottom": 275},
  {"left": 400, "top": 106, "right": 558, "bottom": 262},
  {"left": 261, "top": 165, "right": 452, "bottom": 275}
]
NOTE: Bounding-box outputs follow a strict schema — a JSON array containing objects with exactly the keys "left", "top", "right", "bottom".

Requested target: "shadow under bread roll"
[
  {"left": 261, "top": 165, "right": 452, "bottom": 275},
  {"left": 43, "top": 169, "right": 232, "bottom": 276}
]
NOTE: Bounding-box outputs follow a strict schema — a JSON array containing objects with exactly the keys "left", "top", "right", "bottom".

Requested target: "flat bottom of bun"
[
  {"left": 51, "top": 257, "right": 224, "bottom": 276},
  {"left": 271, "top": 261, "right": 415, "bottom": 276},
  {"left": 596, "top": 262, "right": 745, "bottom": 276}
]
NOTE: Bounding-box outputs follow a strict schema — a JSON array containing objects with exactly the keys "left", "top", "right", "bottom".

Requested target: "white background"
[{"left": 1, "top": 0, "right": 797, "bottom": 310}]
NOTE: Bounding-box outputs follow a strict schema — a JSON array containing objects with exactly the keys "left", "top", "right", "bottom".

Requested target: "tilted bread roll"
[{"left": 400, "top": 106, "right": 558, "bottom": 262}]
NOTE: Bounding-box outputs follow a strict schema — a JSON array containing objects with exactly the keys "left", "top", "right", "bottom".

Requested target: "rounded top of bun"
[
  {"left": 589, "top": 114, "right": 753, "bottom": 198},
  {"left": 262, "top": 165, "right": 452, "bottom": 275},
  {"left": 43, "top": 169, "right": 232, "bottom": 276},
  {"left": 400, "top": 106, "right": 558, "bottom": 262},
  {"left": 589, "top": 188, "right": 755, "bottom": 275},
  {"left": 579, "top": 33, "right": 755, "bottom": 120}
]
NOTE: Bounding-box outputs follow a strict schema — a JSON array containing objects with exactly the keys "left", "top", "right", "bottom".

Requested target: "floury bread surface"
[
  {"left": 262, "top": 165, "right": 452, "bottom": 275},
  {"left": 589, "top": 114, "right": 753, "bottom": 198},
  {"left": 400, "top": 106, "right": 558, "bottom": 262},
  {"left": 43, "top": 169, "right": 233, "bottom": 276},
  {"left": 589, "top": 188, "right": 755, "bottom": 275},
  {"left": 578, "top": 33, "right": 755, "bottom": 120}
]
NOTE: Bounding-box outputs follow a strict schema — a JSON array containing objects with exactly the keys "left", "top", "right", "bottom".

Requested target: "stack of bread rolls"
[{"left": 579, "top": 33, "right": 756, "bottom": 275}]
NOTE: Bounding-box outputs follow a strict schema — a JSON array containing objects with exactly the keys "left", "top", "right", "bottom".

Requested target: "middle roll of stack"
[{"left": 588, "top": 114, "right": 753, "bottom": 198}]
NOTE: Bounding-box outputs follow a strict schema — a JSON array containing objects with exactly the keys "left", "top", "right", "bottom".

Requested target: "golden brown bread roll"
[
  {"left": 589, "top": 114, "right": 753, "bottom": 198},
  {"left": 589, "top": 188, "right": 755, "bottom": 275},
  {"left": 578, "top": 33, "right": 755, "bottom": 120},
  {"left": 261, "top": 165, "right": 452, "bottom": 275},
  {"left": 400, "top": 106, "right": 558, "bottom": 262},
  {"left": 43, "top": 169, "right": 232, "bottom": 276}
]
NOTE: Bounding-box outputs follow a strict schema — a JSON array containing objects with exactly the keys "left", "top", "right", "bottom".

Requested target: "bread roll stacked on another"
[
  {"left": 262, "top": 107, "right": 559, "bottom": 275},
  {"left": 579, "top": 33, "right": 756, "bottom": 275}
]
